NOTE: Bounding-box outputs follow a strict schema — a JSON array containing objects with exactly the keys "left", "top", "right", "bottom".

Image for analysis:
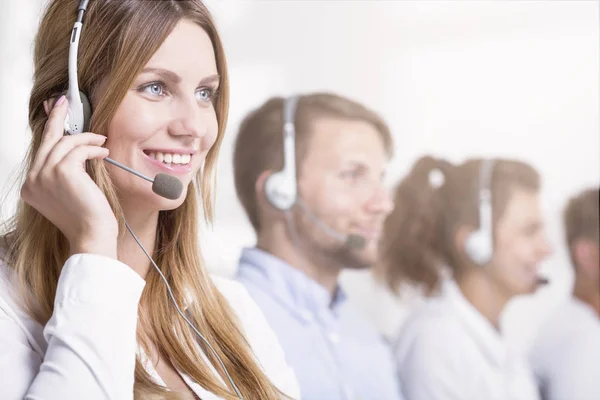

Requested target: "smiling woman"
[
  {"left": 377, "top": 156, "right": 552, "bottom": 400},
  {"left": 0, "top": 1, "right": 299, "bottom": 400}
]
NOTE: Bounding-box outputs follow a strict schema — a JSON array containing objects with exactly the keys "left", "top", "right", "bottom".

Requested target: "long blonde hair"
[{"left": 2, "top": 0, "right": 286, "bottom": 398}]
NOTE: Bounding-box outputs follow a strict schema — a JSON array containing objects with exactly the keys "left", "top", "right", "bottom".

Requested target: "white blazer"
[
  {"left": 0, "top": 252, "right": 301, "bottom": 400},
  {"left": 394, "top": 279, "right": 539, "bottom": 400}
]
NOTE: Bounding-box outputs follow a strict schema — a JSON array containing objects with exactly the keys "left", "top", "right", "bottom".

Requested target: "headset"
[
  {"left": 464, "top": 159, "right": 495, "bottom": 266},
  {"left": 64, "top": 1, "right": 242, "bottom": 397},
  {"left": 264, "top": 96, "right": 299, "bottom": 211},
  {"left": 64, "top": 0, "right": 91, "bottom": 135},
  {"left": 462, "top": 160, "right": 550, "bottom": 287},
  {"left": 263, "top": 96, "right": 367, "bottom": 249}
]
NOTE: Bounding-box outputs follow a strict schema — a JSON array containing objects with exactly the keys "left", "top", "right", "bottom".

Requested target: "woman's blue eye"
[
  {"left": 341, "top": 170, "right": 359, "bottom": 179},
  {"left": 143, "top": 83, "right": 164, "bottom": 96},
  {"left": 196, "top": 88, "right": 213, "bottom": 102}
]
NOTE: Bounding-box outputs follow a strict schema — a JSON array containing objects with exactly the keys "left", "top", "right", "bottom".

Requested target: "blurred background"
[{"left": 1, "top": 0, "right": 598, "bottom": 355}]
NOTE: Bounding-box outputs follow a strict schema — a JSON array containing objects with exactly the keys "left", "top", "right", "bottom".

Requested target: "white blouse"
[
  {"left": 0, "top": 253, "right": 301, "bottom": 400},
  {"left": 394, "top": 279, "right": 539, "bottom": 400}
]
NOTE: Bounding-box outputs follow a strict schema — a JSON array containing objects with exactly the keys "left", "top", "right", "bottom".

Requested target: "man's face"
[
  {"left": 487, "top": 189, "right": 552, "bottom": 296},
  {"left": 294, "top": 117, "right": 393, "bottom": 269}
]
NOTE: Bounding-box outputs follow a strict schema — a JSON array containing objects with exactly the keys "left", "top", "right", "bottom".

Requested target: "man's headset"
[
  {"left": 263, "top": 96, "right": 299, "bottom": 211},
  {"left": 263, "top": 96, "right": 366, "bottom": 250},
  {"left": 463, "top": 160, "right": 549, "bottom": 285},
  {"left": 63, "top": 2, "right": 243, "bottom": 397}
]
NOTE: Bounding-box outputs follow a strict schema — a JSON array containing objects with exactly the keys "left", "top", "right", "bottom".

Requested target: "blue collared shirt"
[{"left": 235, "top": 247, "right": 403, "bottom": 400}]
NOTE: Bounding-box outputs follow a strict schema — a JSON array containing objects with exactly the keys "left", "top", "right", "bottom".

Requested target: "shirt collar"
[
  {"left": 442, "top": 279, "right": 508, "bottom": 367},
  {"left": 238, "top": 247, "right": 347, "bottom": 316}
]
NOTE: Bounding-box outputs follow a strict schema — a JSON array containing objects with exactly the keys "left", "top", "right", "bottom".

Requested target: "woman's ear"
[
  {"left": 43, "top": 96, "right": 62, "bottom": 116},
  {"left": 43, "top": 99, "right": 52, "bottom": 116}
]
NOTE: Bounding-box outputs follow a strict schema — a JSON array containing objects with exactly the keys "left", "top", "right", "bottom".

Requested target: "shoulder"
[
  {"left": 337, "top": 296, "right": 395, "bottom": 351},
  {"left": 397, "top": 296, "right": 466, "bottom": 345},
  {"left": 0, "top": 253, "right": 47, "bottom": 357},
  {"left": 211, "top": 276, "right": 301, "bottom": 399},
  {"left": 211, "top": 276, "right": 277, "bottom": 323},
  {"left": 534, "top": 299, "right": 600, "bottom": 351},
  {"left": 530, "top": 300, "right": 600, "bottom": 400},
  {"left": 532, "top": 299, "right": 600, "bottom": 362},
  {"left": 393, "top": 298, "right": 477, "bottom": 399},
  {"left": 0, "top": 254, "right": 25, "bottom": 320},
  {"left": 211, "top": 276, "right": 287, "bottom": 348},
  {"left": 395, "top": 297, "right": 471, "bottom": 369}
]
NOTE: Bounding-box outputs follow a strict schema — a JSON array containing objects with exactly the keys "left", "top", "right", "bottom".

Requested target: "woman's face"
[
  {"left": 487, "top": 188, "right": 553, "bottom": 296},
  {"left": 102, "top": 19, "right": 220, "bottom": 211}
]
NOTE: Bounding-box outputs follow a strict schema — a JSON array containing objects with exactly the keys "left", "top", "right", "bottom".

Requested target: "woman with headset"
[
  {"left": 0, "top": 1, "right": 299, "bottom": 399},
  {"left": 377, "top": 156, "right": 552, "bottom": 400}
]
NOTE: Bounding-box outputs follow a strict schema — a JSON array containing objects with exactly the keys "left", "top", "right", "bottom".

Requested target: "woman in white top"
[
  {"left": 0, "top": 1, "right": 299, "bottom": 399},
  {"left": 377, "top": 156, "right": 552, "bottom": 400}
]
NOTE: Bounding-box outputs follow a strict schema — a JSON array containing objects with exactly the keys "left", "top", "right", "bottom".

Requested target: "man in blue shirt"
[{"left": 232, "top": 93, "right": 403, "bottom": 400}]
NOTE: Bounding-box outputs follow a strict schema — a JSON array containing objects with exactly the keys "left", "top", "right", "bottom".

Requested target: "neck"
[
  {"left": 257, "top": 223, "right": 342, "bottom": 297},
  {"left": 573, "top": 277, "right": 600, "bottom": 318},
  {"left": 457, "top": 271, "right": 512, "bottom": 330},
  {"left": 117, "top": 203, "right": 160, "bottom": 280}
]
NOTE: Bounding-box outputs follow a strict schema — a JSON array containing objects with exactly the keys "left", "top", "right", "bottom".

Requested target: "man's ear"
[
  {"left": 255, "top": 170, "right": 284, "bottom": 232},
  {"left": 573, "top": 238, "right": 600, "bottom": 278}
]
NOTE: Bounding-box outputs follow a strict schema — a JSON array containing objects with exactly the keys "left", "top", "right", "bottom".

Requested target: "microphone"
[
  {"left": 63, "top": 130, "right": 183, "bottom": 200},
  {"left": 536, "top": 276, "right": 550, "bottom": 286},
  {"left": 103, "top": 157, "right": 183, "bottom": 200},
  {"left": 296, "top": 199, "right": 366, "bottom": 249}
]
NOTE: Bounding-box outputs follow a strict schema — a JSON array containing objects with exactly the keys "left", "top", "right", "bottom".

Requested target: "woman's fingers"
[
  {"left": 45, "top": 133, "right": 107, "bottom": 169},
  {"left": 30, "top": 95, "right": 69, "bottom": 176}
]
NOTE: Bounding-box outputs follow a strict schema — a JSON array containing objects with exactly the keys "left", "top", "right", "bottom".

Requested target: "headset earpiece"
[
  {"left": 464, "top": 159, "right": 495, "bottom": 266},
  {"left": 465, "top": 229, "right": 493, "bottom": 265},
  {"left": 80, "top": 90, "right": 92, "bottom": 131},
  {"left": 65, "top": 90, "right": 91, "bottom": 134},
  {"left": 264, "top": 96, "right": 300, "bottom": 211},
  {"left": 265, "top": 171, "right": 297, "bottom": 211}
]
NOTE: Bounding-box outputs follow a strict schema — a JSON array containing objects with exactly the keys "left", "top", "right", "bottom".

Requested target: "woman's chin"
[
  {"left": 116, "top": 185, "right": 189, "bottom": 213},
  {"left": 158, "top": 198, "right": 186, "bottom": 211},
  {"left": 155, "top": 188, "right": 189, "bottom": 211}
]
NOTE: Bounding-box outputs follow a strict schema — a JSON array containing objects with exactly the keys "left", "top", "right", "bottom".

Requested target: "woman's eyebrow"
[
  {"left": 140, "top": 67, "right": 181, "bottom": 83},
  {"left": 140, "top": 68, "right": 220, "bottom": 87}
]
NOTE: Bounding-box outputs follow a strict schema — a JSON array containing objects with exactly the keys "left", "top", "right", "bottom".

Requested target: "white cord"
[{"left": 124, "top": 221, "right": 243, "bottom": 399}]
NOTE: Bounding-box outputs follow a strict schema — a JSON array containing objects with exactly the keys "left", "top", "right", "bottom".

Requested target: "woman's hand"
[{"left": 21, "top": 95, "right": 118, "bottom": 258}]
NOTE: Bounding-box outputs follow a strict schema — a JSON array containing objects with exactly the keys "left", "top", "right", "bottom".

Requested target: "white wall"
[{"left": 1, "top": 0, "right": 598, "bottom": 353}]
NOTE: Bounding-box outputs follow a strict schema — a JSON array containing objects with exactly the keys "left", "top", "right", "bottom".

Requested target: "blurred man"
[
  {"left": 232, "top": 93, "right": 403, "bottom": 400},
  {"left": 529, "top": 187, "right": 600, "bottom": 400}
]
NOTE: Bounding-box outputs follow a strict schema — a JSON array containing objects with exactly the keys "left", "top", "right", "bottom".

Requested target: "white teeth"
[{"left": 147, "top": 151, "right": 191, "bottom": 165}]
